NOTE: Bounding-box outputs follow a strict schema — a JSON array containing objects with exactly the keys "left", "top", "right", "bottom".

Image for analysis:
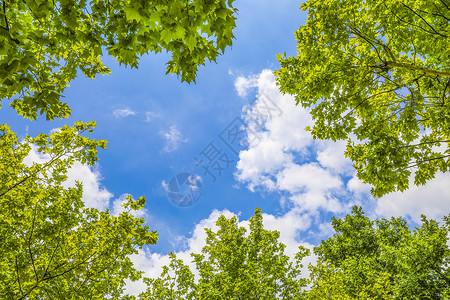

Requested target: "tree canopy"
[
  {"left": 139, "top": 209, "right": 309, "bottom": 300},
  {"left": 0, "top": 122, "right": 158, "bottom": 299},
  {"left": 276, "top": 0, "right": 450, "bottom": 196},
  {"left": 307, "top": 207, "right": 450, "bottom": 299},
  {"left": 0, "top": 0, "right": 237, "bottom": 120}
]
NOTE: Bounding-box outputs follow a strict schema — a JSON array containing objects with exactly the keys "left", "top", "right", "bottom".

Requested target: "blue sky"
[{"left": 2, "top": 0, "right": 450, "bottom": 294}]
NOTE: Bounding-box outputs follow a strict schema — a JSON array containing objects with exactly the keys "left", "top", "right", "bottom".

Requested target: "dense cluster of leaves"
[
  {"left": 276, "top": 0, "right": 450, "bottom": 196},
  {"left": 0, "top": 122, "right": 158, "bottom": 299},
  {"left": 140, "top": 209, "right": 309, "bottom": 300},
  {"left": 0, "top": 0, "right": 237, "bottom": 119},
  {"left": 308, "top": 207, "right": 450, "bottom": 299}
]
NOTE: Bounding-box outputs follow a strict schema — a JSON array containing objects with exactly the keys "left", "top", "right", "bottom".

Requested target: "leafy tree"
[
  {"left": 307, "top": 206, "right": 450, "bottom": 299},
  {"left": 0, "top": 122, "right": 158, "bottom": 299},
  {"left": 276, "top": 0, "right": 450, "bottom": 196},
  {"left": 139, "top": 209, "right": 309, "bottom": 300},
  {"left": 0, "top": 0, "right": 237, "bottom": 120}
]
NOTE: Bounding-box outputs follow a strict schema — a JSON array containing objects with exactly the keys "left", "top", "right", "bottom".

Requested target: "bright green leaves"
[
  {"left": 1, "top": 0, "right": 237, "bottom": 120},
  {"left": 0, "top": 122, "right": 158, "bottom": 299},
  {"left": 124, "top": 6, "right": 142, "bottom": 22},
  {"left": 139, "top": 207, "right": 450, "bottom": 299},
  {"left": 276, "top": 0, "right": 450, "bottom": 197},
  {"left": 140, "top": 209, "right": 309, "bottom": 300},
  {"left": 140, "top": 253, "right": 197, "bottom": 300},
  {"left": 308, "top": 207, "right": 450, "bottom": 299}
]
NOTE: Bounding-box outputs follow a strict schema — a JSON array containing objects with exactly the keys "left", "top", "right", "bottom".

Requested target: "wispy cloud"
[
  {"left": 144, "top": 111, "right": 156, "bottom": 122},
  {"left": 161, "top": 180, "right": 169, "bottom": 191},
  {"left": 113, "top": 108, "right": 136, "bottom": 118},
  {"left": 161, "top": 125, "right": 187, "bottom": 152}
]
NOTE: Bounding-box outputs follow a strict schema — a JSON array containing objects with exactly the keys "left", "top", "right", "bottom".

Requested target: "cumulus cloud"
[
  {"left": 235, "top": 69, "right": 351, "bottom": 215},
  {"left": 113, "top": 108, "right": 136, "bottom": 118},
  {"left": 160, "top": 125, "right": 187, "bottom": 152},
  {"left": 261, "top": 209, "right": 314, "bottom": 258},
  {"left": 376, "top": 172, "right": 450, "bottom": 223},
  {"left": 24, "top": 145, "right": 113, "bottom": 210},
  {"left": 234, "top": 68, "right": 450, "bottom": 225},
  {"left": 234, "top": 74, "right": 258, "bottom": 98},
  {"left": 316, "top": 140, "right": 354, "bottom": 175}
]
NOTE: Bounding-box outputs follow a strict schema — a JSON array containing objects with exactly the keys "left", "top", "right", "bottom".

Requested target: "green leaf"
[{"left": 124, "top": 6, "right": 141, "bottom": 22}]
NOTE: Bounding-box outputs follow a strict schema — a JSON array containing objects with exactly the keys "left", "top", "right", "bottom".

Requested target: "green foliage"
[
  {"left": 0, "top": 0, "right": 237, "bottom": 120},
  {"left": 0, "top": 122, "right": 158, "bottom": 299},
  {"left": 307, "top": 207, "right": 450, "bottom": 299},
  {"left": 140, "top": 208, "right": 309, "bottom": 299},
  {"left": 276, "top": 0, "right": 450, "bottom": 196}
]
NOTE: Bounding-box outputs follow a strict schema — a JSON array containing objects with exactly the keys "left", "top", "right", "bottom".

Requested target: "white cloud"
[
  {"left": 24, "top": 145, "right": 113, "bottom": 210},
  {"left": 187, "top": 174, "right": 202, "bottom": 191},
  {"left": 64, "top": 163, "right": 113, "bottom": 210},
  {"left": 160, "top": 125, "right": 187, "bottom": 152},
  {"left": 144, "top": 111, "right": 156, "bottom": 122},
  {"left": 376, "top": 172, "right": 450, "bottom": 223},
  {"left": 113, "top": 108, "right": 136, "bottom": 118},
  {"left": 161, "top": 180, "right": 169, "bottom": 191},
  {"left": 347, "top": 176, "right": 372, "bottom": 196},
  {"left": 316, "top": 140, "right": 353, "bottom": 175},
  {"left": 235, "top": 70, "right": 350, "bottom": 215},
  {"left": 276, "top": 163, "right": 342, "bottom": 194},
  {"left": 261, "top": 209, "right": 313, "bottom": 258},
  {"left": 234, "top": 75, "right": 258, "bottom": 98}
]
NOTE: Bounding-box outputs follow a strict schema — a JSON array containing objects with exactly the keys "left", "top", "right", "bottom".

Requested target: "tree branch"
[
  {"left": 383, "top": 1, "right": 447, "bottom": 39},
  {"left": 399, "top": 139, "right": 450, "bottom": 149},
  {"left": 18, "top": 253, "right": 97, "bottom": 300},
  {"left": 406, "top": 154, "right": 450, "bottom": 169},
  {"left": 15, "top": 256, "right": 24, "bottom": 297},
  {"left": 439, "top": 0, "right": 450, "bottom": 12},
  {"left": 442, "top": 78, "right": 450, "bottom": 106},
  {"left": 2, "top": 0, "right": 8, "bottom": 30},
  {"left": 386, "top": 61, "right": 450, "bottom": 77},
  {"left": 0, "top": 137, "right": 88, "bottom": 199},
  {"left": 432, "top": 267, "right": 450, "bottom": 287},
  {"left": 28, "top": 200, "right": 39, "bottom": 282},
  {"left": 349, "top": 27, "right": 384, "bottom": 62}
]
